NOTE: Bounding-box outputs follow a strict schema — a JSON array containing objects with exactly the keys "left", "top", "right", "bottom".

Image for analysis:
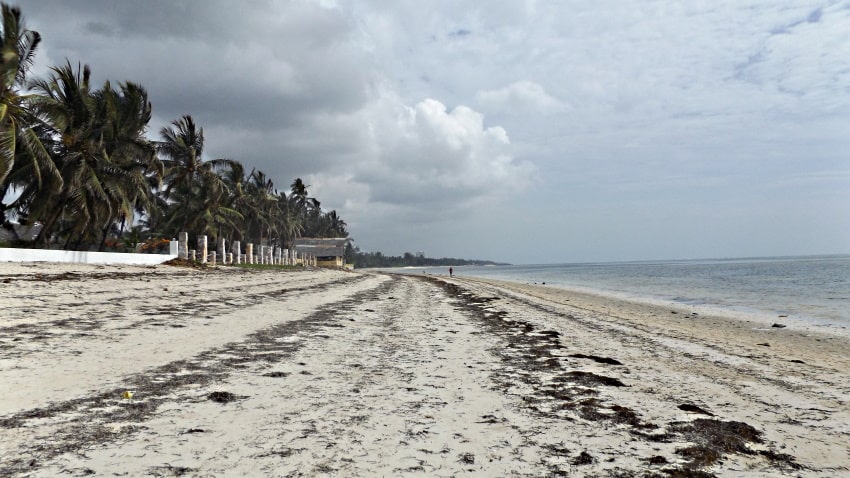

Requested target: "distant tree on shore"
[
  {"left": 0, "top": 3, "right": 349, "bottom": 252},
  {"left": 349, "top": 246, "right": 506, "bottom": 268}
]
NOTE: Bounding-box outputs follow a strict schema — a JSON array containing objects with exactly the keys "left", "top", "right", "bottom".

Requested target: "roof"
[{"left": 291, "top": 238, "right": 348, "bottom": 257}]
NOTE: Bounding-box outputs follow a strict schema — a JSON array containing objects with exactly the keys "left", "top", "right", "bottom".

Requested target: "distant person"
[{"left": 449, "top": 267, "right": 453, "bottom": 277}]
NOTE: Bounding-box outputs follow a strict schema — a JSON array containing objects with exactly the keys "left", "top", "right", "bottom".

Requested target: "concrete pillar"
[
  {"left": 210, "top": 251, "right": 217, "bottom": 266},
  {"left": 169, "top": 239, "right": 179, "bottom": 256},
  {"left": 227, "top": 252, "right": 233, "bottom": 264},
  {"left": 178, "top": 232, "right": 189, "bottom": 259},
  {"left": 259, "top": 245, "right": 265, "bottom": 265},
  {"left": 217, "top": 238, "right": 226, "bottom": 263},
  {"left": 233, "top": 241, "right": 241, "bottom": 264},
  {"left": 190, "top": 250, "right": 196, "bottom": 261},
  {"left": 246, "top": 243, "right": 254, "bottom": 264},
  {"left": 198, "top": 235, "right": 208, "bottom": 264}
]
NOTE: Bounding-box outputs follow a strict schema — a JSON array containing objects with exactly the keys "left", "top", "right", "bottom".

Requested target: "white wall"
[{"left": 0, "top": 248, "right": 176, "bottom": 265}]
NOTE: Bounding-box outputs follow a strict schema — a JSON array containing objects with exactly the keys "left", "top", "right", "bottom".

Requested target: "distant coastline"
[{"left": 352, "top": 250, "right": 508, "bottom": 268}]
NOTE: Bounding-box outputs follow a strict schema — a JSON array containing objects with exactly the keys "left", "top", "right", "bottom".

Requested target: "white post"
[
  {"left": 233, "top": 240, "right": 241, "bottom": 264},
  {"left": 246, "top": 243, "right": 254, "bottom": 264},
  {"left": 178, "top": 232, "right": 189, "bottom": 259},
  {"left": 217, "top": 238, "right": 226, "bottom": 264},
  {"left": 198, "top": 235, "right": 208, "bottom": 264},
  {"left": 210, "top": 251, "right": 217, "bottom": 266},
  {"left": 190, "top": 250, "right": 196, "bottom": 261},
  {"left": 169, "top": 239, "right": 179, "bottom": 256},
  {"left": 227, "top": 252, "right": 233, "bottom": 264}
]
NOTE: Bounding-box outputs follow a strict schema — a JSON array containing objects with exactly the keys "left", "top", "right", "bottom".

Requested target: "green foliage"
[
  {"left": 351, "top": 248, "right": 506, "bottom": 268},
  {"left": 0, "top": 3, "right": 350, "bottom": 253}
]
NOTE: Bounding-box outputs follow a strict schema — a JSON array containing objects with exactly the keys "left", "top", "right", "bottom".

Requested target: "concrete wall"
[{"left": 0, "top": 248, "right": 177, "bottom": 266}]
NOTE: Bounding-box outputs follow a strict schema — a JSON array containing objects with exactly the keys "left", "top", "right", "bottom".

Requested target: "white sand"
[{"left": 1, "top": 264, "right": 847, "bottom": 476}]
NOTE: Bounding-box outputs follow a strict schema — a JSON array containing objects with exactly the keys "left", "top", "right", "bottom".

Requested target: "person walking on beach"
[{"left": 449, "top": 267, "right": 453, "bottom": 277}]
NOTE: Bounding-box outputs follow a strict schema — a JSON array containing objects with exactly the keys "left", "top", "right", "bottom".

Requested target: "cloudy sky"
[{"left": 19, "top": 0, "right": 850, "bottom": 263}]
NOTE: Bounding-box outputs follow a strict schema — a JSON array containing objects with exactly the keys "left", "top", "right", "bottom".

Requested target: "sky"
[{"left": 16, "top": 0, "right": 850, "bottom": 264}]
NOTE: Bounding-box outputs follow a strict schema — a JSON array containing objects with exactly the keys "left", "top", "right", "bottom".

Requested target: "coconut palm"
[
  {"left": 159, "top": 115, "right": 206, "bottom": 198},
  {"left": 161, "top": 168, "right": 241, "bottom": 240},
  {"left": 244, "top": 169, "right": 279, "bottom": 244},
  {"left": 320, "top": 210, "right": 347, "bottom": 237},
  {"left": 277, "top": 191, "right": 303, "bottom": 247},
  {"left": 23, "top": 61, "right": 102, "bottom": 246},
  {"left": 158, "top": 115, "right": 231, "bottom": 236},
  {"left": 91, "top": 81, "right": 161, "bottom": 249},
  {"left": 0, "top": 3, "right": 57, "bottom": 197},
  {"left": 19, "top": 62, "right": 157, "bottom": 249},
  {"left": 213, "top": 159, "right": 248, "bottom": 241}
]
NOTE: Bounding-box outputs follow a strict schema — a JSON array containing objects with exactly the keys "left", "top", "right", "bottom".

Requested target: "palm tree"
[
  {"left": 24, "top": 61, "right": 102, "bottom": 246},
  {"left": 277, "top": 191, "right": 303, "bottom": 248},
  {"left": 161, "top": 168, "right": 241, "bottom": 240},
  {"left": 290, "top": 177, "right": 309, "bottom": 209},
  {"left": 19, "top": 62, "right": 157, "bottom": 249},
  {"left": 214, "top": 159, "right": 248, "bottom": 241},
  {"left": 321, "top": 210, "right": 348, "bottom": 237},
  {"left": 244, "top": 169, "right": 279, "bottom": 245},
  {"left": 0, "top": 3, "right": 57, "bottom": 198},
  {"left": 157, "top": 115, "right": 214, "bottom": 232},
  {"left": 158, "top": 115, "right": 242, "bottom": 241},
  {"left": 91, "top": 81, "right": 161, "bottom": 249},
  {"left": 159, "top": 115, "right": 206, "bottom": 198}
]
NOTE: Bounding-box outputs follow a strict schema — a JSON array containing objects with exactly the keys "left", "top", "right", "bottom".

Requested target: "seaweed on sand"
[{"left": 424, "top": 276, "right": 803, "bottom": 475}]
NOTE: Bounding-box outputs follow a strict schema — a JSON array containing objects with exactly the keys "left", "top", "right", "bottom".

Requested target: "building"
[{"left": 291, "top": 238, "right": 349, "bottom": 268}]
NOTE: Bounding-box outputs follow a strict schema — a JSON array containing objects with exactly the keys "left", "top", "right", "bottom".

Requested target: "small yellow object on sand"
[{"left": 122, "top": 391, "right": 134, "bottom": 399}]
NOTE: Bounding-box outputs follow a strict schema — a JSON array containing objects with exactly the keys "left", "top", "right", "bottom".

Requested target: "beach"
[{"left": 1, "top": 264, "right": 847, "bottom": 477}]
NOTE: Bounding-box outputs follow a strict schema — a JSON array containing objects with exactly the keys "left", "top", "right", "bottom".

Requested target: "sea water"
[{"left": 394, "top": 255, "right": 850, "bottom": 330}]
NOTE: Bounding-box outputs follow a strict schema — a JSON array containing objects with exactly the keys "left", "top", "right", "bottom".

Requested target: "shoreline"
[
  {"left": 456, "top": 275, "right": 850, "bottom": 361},
  {"left": 381, "top": 256, "right": 850, "bottom": 333},
  {"left": 1, "top": 263, "right": 847, "bottom": 476}
]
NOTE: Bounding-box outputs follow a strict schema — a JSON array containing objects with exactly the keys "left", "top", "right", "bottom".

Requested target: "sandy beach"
[{"left": 1, "top": 263, "right": 847, "bottom": 477}]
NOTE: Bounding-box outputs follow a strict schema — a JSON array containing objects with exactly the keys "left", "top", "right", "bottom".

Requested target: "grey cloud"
[
  {"left": 448, "top": 28, "right": 471, "bottom": 37},
  {"left": 83, "top": 21, "right": 115, "bottom": 37},
  {"left": 16, "top": 0, "right": 850, "bottom": 262}
]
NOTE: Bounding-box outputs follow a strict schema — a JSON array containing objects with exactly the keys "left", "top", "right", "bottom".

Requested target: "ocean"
[{"left": 385, "top": 255, "right": 850, "bottom": 330}]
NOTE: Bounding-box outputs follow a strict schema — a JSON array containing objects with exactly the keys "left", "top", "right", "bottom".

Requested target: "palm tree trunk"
[
  {"left": 34, "top": 200, "right": 66, "bottom": 248},
  {"left": 97, "top": 225, "right": 110, "bottom": 251}
]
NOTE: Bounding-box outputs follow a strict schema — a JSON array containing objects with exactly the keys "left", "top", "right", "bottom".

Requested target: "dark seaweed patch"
[
  {"left": 565, "top": 371, "right": 626, "bottom": 387},
  {"left": 568, "top": 353, "right": 623, "bottom": 365},
  {"left": 572, "top": 451, "right": 595, "bottom": 465},
  {"left": 263, "top": 371, "right": 290, "bottom": 378},
  {"left": 678, "top": 404, "right": 714, "bottom": 416}
]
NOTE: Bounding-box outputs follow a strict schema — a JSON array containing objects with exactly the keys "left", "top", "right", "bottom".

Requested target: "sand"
[{"left": 0, "top": 263, "right": 847, "bottom": 477}]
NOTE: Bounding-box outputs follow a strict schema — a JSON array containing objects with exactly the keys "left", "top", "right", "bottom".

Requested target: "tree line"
[
  {"left": 349, "top": 247, "right": 506, "bottom": 268},
  {"left": 0, "top": 3, "right": 347, "bottom": 252}
]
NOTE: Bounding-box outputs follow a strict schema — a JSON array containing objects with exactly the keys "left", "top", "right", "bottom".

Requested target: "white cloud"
[
  {"left": 307, "top": 91, "right": 535, "bottom": 226},
  {"left": 476, "top": 81, "right": 567, "bottom": 114},
  {"left": 365, "top": 96, "right": 533, "bottom": 203}
]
